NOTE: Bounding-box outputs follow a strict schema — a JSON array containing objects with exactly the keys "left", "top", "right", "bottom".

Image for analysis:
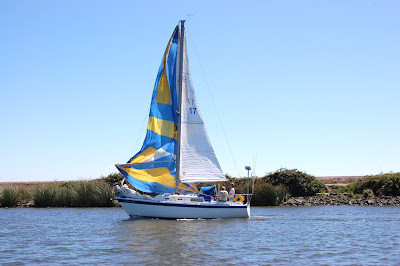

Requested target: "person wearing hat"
[{"left": 217, "top": 187, "right": 228, "bottom": 202}]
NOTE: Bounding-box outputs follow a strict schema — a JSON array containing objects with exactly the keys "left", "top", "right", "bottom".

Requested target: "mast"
[{"left": 175, "top": 20, "right": 185, "bottom": 193}]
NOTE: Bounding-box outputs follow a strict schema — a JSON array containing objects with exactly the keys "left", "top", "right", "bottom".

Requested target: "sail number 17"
[{"left": 189, "top": 108, "right": 197, "bottom": 114}]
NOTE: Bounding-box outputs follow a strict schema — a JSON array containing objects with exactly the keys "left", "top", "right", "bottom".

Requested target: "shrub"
[
  {"left": 352, "top": 172, "right": 400, "bottom": 196},
  {"left": 362, "top": 189, "right": 374, "bottom": 198},
  {"left": 0, "top": 187, "right": 20, "bottom": 207},
  {"left": 275, "top": 184, "right": 289, "bottom": 203},
  {"left": 335, "top": 183, "right": 355, "bottom": 194},
  {"left": 102, "top": 173, "right": 124, "bottom": 187},
  {"left": 265, "top": 168, "right": 326, "bottom": 196}
]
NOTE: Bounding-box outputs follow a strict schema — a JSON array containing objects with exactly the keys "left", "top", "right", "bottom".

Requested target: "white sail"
[{"left": 178, "top": 31, "right": 226, "bottom": 183}]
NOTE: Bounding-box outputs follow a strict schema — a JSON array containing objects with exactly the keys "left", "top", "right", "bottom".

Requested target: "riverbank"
[
  {"left": 279, "top": 176, "right": 400, "bottom": 206},
  {"left": 2, "top": 175, "right": 399, "bottom": 207},
  {"left": 280, "top": 194, "right": 400, "bottom": 206},
  {"left": 1, "top": 175, "right": 359, "bottom": 191}
]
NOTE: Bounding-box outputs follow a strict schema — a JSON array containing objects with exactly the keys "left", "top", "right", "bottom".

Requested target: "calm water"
[{"left": 0, "top": 206, "right": 399, "bottom": 265}]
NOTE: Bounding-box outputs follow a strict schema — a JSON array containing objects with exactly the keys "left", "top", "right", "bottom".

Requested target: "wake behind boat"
[{"left": 115, "top": 20, "right": 250, "bottom": 219}]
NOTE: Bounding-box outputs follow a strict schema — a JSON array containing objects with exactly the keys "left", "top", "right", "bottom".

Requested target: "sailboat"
[{"left": 115, "top": 20, "right": 250, "bottom": 219}]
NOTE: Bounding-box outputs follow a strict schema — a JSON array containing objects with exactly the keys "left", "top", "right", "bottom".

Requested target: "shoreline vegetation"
[{"left": 0, "top": 170, "right": 399, "bottom": 208}]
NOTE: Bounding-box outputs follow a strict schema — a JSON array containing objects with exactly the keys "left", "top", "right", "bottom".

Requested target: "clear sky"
[{"left": 1, "top": 0, "right": 399, "bottom": 182}]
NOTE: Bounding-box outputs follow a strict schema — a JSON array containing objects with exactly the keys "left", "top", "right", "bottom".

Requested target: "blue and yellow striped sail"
[{"left": 116, "top": 26, "right": 196, "bottom": 194}]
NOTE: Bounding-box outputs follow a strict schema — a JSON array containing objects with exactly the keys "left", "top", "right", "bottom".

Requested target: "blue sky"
[{"left": 1, "top": 0, "right": 399, "bottom": 182}]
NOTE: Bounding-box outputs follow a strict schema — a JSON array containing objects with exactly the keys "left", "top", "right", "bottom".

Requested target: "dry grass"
[
  {"left": 317, "top": 176, "right": 365, "bottom": 191},
  {"left": 0, "top": 182, "right": 61, "bottom": 193}
]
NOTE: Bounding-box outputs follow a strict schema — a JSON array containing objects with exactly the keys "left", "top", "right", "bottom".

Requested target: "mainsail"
[{"left": 117, "top": 23, "right": 226, "bottom": 194}]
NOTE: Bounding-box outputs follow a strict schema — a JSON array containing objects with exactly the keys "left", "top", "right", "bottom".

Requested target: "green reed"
[
  {"left": 32, "top": 184, "right": 58, "bottom": 207},
  {"left": 32, "top": 180, "right": 115, "bottom": 207},
  {"left": 0, "top": 187, "right": 20, "bottom": 207},
  {"left": 73, "top": 180, "right": 115, "bottom": 207}
]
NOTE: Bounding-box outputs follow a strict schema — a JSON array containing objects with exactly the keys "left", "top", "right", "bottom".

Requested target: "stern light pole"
[{"left": 245, "top": 166, "right": 251, "bottom": 201}]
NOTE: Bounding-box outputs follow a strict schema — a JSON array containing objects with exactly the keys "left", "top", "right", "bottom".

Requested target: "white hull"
[{"left": 117, "top": 197, "right": 250, "bottom": 219}]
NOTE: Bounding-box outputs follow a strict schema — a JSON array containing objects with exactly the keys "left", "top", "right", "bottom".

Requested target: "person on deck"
[
  {"left": 217, "top": 187, "right": 228, "bottom": 202},
  {"left": 228, "top": 183, "right": 235, "bottom": 201}
]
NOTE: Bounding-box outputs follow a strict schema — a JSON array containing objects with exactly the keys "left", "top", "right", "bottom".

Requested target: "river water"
[{"left": 0, "top": 206, "right": 399, "bottom": 265}]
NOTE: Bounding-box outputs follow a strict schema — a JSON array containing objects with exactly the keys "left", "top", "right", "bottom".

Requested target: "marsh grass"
[
  {"left": 251, "top": 183, "right": 288, "bottom": 206},
  {"left": 0, "top": 187, "right": 20, "bottom": 207},
  {"left": 56, "top": 184, "right": 74, "bottom": 207},
  {"left": 92, "top": 180, "right": 115, "bottom": 207},
  {"left": 32, "top": 180, "right": 115, "bottom": 207},
  {"left": 33, "top": 184, "right": 58, "bottom": 207},
  {"left": 73, "top": 180, "right": 115, "bottom": 207}
]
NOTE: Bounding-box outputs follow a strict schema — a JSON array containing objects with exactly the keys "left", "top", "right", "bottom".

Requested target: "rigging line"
[
  {"left": 252, "top": 153, "right": 257, "bottom": 177},
  {"left": 186, "top": 27, "right": 241, "bottom": 178}
]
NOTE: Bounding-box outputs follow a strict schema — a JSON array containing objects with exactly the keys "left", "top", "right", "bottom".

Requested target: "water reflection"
[{"left": 119, "top": 217, "right": 239, "bottom": 264}]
